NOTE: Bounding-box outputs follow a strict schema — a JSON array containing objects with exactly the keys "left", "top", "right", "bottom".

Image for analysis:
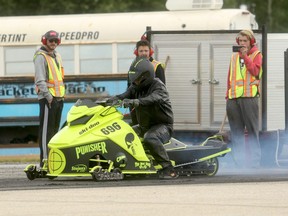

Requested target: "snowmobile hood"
[{"left": 67, "top": 99, "right": 105, "bottom": 124}]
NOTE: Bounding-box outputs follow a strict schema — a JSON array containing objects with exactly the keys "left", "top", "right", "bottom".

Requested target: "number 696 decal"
[{"left": 101, "top": 122, "right": 121, "bottom": 135}]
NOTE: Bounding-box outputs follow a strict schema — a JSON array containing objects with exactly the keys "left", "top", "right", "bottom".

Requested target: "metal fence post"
[{"left": 285, "top": 49, "right": 288, "bottom": 132}]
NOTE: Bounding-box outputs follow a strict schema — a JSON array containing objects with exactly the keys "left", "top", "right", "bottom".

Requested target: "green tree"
[
  {"left": 0, "top": 0, "right": 166, "bottom": 15},
  {"left": 0, "top": 0, "right": 287, "bottom": 32},
  {"left": 223, "top": 0, "right": 288, "bottom": 32}
]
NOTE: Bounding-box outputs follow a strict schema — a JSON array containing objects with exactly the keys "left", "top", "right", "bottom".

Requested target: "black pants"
[
  {"left": 226, "top": 97, "right": 261, "bottom": 167},
  {"left": 133, "top": 124, "right": 172, "bottom": 169},
  {"left": 38, "top": 98, "right": 63, "bottom": 167}
]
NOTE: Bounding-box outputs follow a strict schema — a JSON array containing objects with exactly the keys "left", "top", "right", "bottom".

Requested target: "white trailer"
[
  {"left": 0, "top": 0, "right": 261, "bottom": 143},
  {"left": 0, "top": 8, "right": 258, "bottom": 77},
  {"left": 148, "top": 29, "right": 288, "bottom": 132}
]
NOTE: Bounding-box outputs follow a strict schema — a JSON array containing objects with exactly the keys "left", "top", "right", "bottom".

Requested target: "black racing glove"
[
  {"left": 106, "top": 96, "right": 120, "bottom": 105},
  {"left": 122, "top": 99, "right": 140, "bottom": 108}
]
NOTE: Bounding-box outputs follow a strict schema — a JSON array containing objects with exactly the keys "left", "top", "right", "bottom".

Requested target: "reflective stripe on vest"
[
  {"left": 36, "top": 52, "right": 65, "bottom": 97},
  {"left": 228, "top": 51, "right": 262, "bottom": 99},
  {"left": 151, "top": 59, "right": 162, "bottom": 72}
]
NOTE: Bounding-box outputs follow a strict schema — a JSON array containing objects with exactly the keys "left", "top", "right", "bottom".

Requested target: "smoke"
[
  {"left": 218, "top": 130, "right": 288, "bottom": 175},
  {"left": 174, "top": 130, "right": 288, "bottom": 176}
]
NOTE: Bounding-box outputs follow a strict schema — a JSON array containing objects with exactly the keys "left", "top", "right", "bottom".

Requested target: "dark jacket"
[{"left": 117, "top": 78, "right": 173, "bottom": 131}]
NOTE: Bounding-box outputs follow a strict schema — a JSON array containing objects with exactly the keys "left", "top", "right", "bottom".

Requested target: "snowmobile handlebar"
[{"left": 75, "top": 98, "right": 132, "bottom": 109}]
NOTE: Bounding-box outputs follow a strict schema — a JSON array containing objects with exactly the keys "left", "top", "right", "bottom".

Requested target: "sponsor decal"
[
  {"left": 75, "top": 142, "right": 107, "bottom": 159},
  {"left": 135, "top": 162, "right": 152, "bottom": 169},
  {"left": 116, "top": 155, "right": 126, "bottom": 163},
  {"left": 115, "top": 154, "right": 127, "bottom": 168},
  {"left": 79, "top": 121, "right": 99, "bottom": 135},
  {"left": 125, "top": 133, "right": 137, "bottom": 155},
  {"left": 48, "top": 149, "right": 66, "bottom": 174},
  {"left": 71, "top": 164, "right": 87, "bottom": 173}
]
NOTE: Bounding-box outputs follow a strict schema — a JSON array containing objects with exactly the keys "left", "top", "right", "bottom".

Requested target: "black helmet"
[{"left": 128, "top": 57, "right": 155, "bottom": 89}]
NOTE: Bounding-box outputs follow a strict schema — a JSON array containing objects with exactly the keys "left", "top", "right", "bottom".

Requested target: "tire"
[
  {"left": 92, "top": 167, "right": 102, "bottom": 181},
  {"left": 205, "top": 157, "right": 219, "bottom": 177},
  {"left": 25, "top": 165, "right": 37, "bottom": 180}
]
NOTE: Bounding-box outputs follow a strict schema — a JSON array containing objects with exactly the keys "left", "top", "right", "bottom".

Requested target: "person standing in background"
[
  {"left": 128, "top": 39, "right": 166, "bottom": 125},
  {"left": 226, "top": 29, "right": 263, "bottom": 169},
  {"left": 131, "top": 39, "right": 166, "bottom": 84},
  {"left": 34, "top": 30, "right": 65, "bottom": 168}
]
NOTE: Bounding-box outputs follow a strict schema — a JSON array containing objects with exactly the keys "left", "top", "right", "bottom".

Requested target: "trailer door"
[{"left": 150, "top": 31, "right": 263, "bottom": 131}]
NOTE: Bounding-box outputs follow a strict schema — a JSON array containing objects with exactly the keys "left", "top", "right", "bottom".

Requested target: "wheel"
[
  {"left": 26, "top": 171, "right": 36, "bottom": 180},
  {"left": 92, "top": 167, "right": 102, "bottom": 181},
  {"left": 113, "top": 168, "right": 124, "bottom": 180},
  {"left": 205, "top": 157, "right": 219, "bottom": 176},
  {"left": 25, "top": 165, "right": 37, "bottom": 180},
  {"left": 113, "top": 168, "right": 122, "bottom": 174}
]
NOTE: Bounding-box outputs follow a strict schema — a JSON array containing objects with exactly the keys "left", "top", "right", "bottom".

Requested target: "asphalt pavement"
[{"left": 1, "top": 162, "right": 288, "bottom": 216}]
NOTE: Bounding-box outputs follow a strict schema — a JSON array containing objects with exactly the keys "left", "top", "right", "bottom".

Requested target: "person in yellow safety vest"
[
  {"left": 34, "top": 30, "right": 65, "bottom": 169},
  {"left": 128, "top": 39, "right": 166, "bottom": 125},
  {"left": 225, "top": 29, "right": 263, "bottom": 169},
  {"left": 128, "top": 39, "right": 166, "bottom": 86}
]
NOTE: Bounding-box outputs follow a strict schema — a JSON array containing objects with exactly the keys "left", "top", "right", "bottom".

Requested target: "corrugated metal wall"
[{"left": 151, "top": 31, "right": 266, "bottom": 131}]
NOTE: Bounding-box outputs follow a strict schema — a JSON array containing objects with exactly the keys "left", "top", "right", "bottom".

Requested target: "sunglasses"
[{"left": 48, "top": 39, "right": 59, "bottom": 43}]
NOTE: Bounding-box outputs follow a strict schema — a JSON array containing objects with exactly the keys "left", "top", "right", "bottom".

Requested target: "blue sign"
[
  {"left": 0, "top": 80, "right": 127, "bottom": 127},
  {"left": 0, "top": 80, "right": 127, "bottom": 99}
]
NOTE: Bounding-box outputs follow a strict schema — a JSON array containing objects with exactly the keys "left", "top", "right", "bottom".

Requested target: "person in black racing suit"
[{"left": 110, "top": 57, "right": 178, "bottom": 179}]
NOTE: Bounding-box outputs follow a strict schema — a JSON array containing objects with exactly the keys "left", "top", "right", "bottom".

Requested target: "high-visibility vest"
[
  {"left": 35, "top": 51, "right": 65, "bottom": 97},
  {"left": 151, "top": 59, "right": 165, "bottom": 72},
  {"left": 228, "top": 51, "right": 262, "bottom": 99}
]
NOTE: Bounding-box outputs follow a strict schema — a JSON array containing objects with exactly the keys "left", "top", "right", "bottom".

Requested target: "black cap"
[{"left": 44, "top": 30, "right": 59, "bottom": 40}]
